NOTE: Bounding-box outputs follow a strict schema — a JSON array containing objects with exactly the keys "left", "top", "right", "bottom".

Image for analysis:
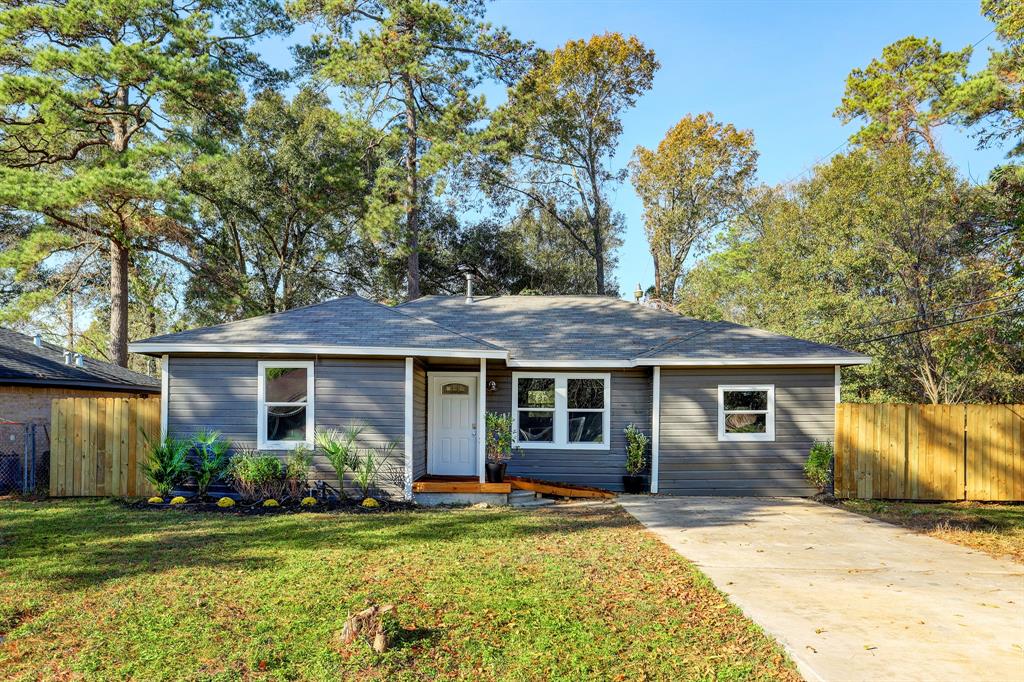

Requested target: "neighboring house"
[
  {"left": 0, "top": 328, "right": 160, "bottom": 477},
  {"left": 129, "top": 293, "right": 869, "bottom": 498}
]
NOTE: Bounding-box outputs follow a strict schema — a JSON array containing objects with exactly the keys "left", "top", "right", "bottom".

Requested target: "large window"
[
  {"left": 718, "top": 385, "right": 774, "bottom": 442},
  {"left": 258, "top": 360, "right": 314, "bottom": 449},
  {"left": 512, "top": 373, "right": 610, "bottom": 449}
]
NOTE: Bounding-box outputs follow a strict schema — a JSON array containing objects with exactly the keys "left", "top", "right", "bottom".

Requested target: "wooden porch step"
[
  {"left": 506, "top": 477, "right": 616, "bottom": 499},
  {"left": 412, "top": 480, "right": 511, "bottom": 494}
]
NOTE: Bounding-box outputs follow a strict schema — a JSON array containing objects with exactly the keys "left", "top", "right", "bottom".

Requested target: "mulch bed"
[{"left": 120, "top": 496, "right": 418, "bottom": 515}]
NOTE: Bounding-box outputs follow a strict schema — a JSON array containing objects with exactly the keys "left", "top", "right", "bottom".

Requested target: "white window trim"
[
  {"left": 718, "top": 384, "right": 775, "bottom": 442},
  {"left": 512, "top": 372, "right": 611, "bottom": 451},
  {"left": 257, "top": 360, "right": 315, "bottom": 450}
]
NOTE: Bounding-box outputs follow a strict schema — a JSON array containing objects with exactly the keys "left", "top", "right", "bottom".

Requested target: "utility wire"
[
  {"left": 848, "top": 304, "right": 1024, "bottom": 345},
  {"left": 847, "top": 289, "right": 1024, "bottom": 332}
]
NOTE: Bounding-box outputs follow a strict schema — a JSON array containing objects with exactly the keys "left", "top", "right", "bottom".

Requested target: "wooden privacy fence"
[
  {"left": 49, "top": 397, "right": 160, "bottom": 497},
  {"left": 835, "top": 404, "right": 1023, "bottom": 501}
]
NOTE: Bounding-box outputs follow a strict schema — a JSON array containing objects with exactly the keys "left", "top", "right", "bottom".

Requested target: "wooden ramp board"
[{"left": 507, "top": 476, "right": 616, "bottom": 499}]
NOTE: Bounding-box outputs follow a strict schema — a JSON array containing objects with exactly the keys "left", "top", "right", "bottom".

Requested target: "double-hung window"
[
  {"left": 513, "top": 373, "right": 610, "bottom": 449},
  {"left": 257, "top": 360, "right": 314, "bottom": 449},
  {"left": 718, "top": 385, "right": 775, "bottom": 442}
]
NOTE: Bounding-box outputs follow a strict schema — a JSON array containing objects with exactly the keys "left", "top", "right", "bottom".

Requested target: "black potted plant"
[
  {"left": 485, "top": 411, "right": 516, "bottom": 483},
  {"left": 623, "top": 423, "right": 650, "bottom": 494}
]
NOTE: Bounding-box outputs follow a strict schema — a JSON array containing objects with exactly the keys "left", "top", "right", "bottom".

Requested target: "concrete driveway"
[{"left": 619, "top": 496, "right": 1024, "bottom": 682}]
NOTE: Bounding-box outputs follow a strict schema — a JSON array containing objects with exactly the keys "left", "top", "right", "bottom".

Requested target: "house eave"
[
  {"left": 127, "top": 342, "right": 509, "bottom": 360},
  {"left": 506, "top": 356, "right": 871, "bottom": 368}
]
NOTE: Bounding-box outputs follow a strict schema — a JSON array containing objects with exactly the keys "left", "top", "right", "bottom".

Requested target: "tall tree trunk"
[
  {"left": 403, "top": 75, "right": 420, "bottom": 300},
  {"left": 109, "top": 237, "right": 129, "bottom": 367},
  {"left": 651, "top": 248, "right": 663, "bottom": 300}
]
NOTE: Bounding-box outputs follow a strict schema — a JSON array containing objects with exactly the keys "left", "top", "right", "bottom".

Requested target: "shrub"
[
  {"left": 485, "top": 412, "right": 516, "bottom": 463},
  {"left": 300, "top": 496, "right": 317, "bottom": 507},
  {"left": 190, "top": 430, "right": 231, "bottom": 499},
  {"left": 147, "top": 496, "right": 164, "bottom": 504},
  {"left": 624, "top": 424, "right": 649, "bottom": 475},
  {"left": 263, "top": 499, "right": 279, "bottom": 507},
  {"left": 229, "top": 450, "right": 285, "bottom": 501},
  {"left": 361, "top": 497, "right": 379, "bottom": 508},
  {"left": 805, "top": 441, "right": 834, "bottom": 491},
  {"left": 170, "top": 496, "right": 187, "bottom": 505},
  {"left": 351, "top": 442, "right": 394, "bottom": 499},
  {"left": 217, "top": 497, "right": 235, "bottom": 508},
  {"left": 140, "top": 434, "right": 191, "bottom": 497},
  {"left": 316, "top": 424, "right": 362, "bottom": 497},
  {"left": 285, "top": 446, "right": 313, "bottom": 498}
]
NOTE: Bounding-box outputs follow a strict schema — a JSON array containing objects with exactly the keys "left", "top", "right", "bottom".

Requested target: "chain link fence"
[{"left": 0, "top": 421, "right": 49, "bottom": 495}]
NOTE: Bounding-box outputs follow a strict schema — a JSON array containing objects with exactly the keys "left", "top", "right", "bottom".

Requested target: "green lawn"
[
  {"left": 0, "top": 500, "right": 797, "bottom": 681},
  {"left": 838, "top": 499, "right": 1024, "bottom": 563}
]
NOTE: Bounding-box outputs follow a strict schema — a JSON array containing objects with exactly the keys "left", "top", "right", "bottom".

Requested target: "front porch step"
[{"left": 508, "top": 490, "right": 555, "bottom": 508}]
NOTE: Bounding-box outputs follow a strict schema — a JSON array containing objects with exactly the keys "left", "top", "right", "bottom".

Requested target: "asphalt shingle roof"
[
  {"left": 0, "top": 328, "right": 159, "bottom": 391},
  {"left": 134, "top": 295, "right": 502, "bottom": 352},
  {"left": 132, "top": 294, "right": 867, "bottom": 364},
  {"left": 399, "top": 296, "right": 866, "bottom": 363}
]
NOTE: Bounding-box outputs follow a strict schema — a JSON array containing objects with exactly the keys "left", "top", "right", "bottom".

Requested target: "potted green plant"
[
  {"left": 485, "top": 412, "right": 516, "bottom": 483},
  {"left": 623, "top": 423, "right": 650, "bottom": 494}
]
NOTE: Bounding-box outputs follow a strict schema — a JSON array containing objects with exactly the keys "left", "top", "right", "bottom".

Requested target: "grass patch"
[
  {"left": 838, "top": 499, "right": 1024, "bottom": 563},
  {"left": 0, "top": 500, "right": 796, "bottom": 681}
]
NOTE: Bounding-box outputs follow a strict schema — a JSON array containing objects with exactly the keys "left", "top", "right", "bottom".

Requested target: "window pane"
[
  {"left": 518, "top": 410, "right": 554, "bottom": 442},
  {"left": 725, "top": 413, "right": 767, "bottom": 434},
  {"left": 567, "top": 378, "right": 604, "bottom": 409},
  {"left": 723, "top": 390, "right": 768, "bottom": 411},
  {"left": 517, "top": 378, "right": 554, "bottom": 408},
  {"left": 267, "top": 405, "right": 306, "bottom": 441},
  {"left": 568, "top": 411, "right": 603, "bottom": 443},
  {"left": 266, "top": 367, "right": 307, "bottom": 402},
  {"left": 442, "top": 383, "right": 469, "bottom": 395}
]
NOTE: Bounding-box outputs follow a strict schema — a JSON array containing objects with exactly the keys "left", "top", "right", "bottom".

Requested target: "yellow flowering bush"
[
  {"left": 361, "top": 497, "right": 379, "bottom": 508},
  {"left": 147, "top": 496, "right": 164, "bottom": 504},
  {"left": 300, "top": 496, "right": 318, "bottom": 507},
  {"left": 217, "top": 497, "right": 235, "bottom": 508},
  {"left": 263, "top": 499, "right": 279, "bottom": 507},
  {"left": 170, "top": 496, "right": 187, "bottom": 505}
]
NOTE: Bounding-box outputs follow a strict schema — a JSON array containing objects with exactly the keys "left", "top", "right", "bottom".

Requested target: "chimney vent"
[
  {"left": 32, "top": 334, "right": 42, "bottom": 347},
  {"left": 458, "top": 265, "right": 475, "bottom": 303},
  {"left": 63, "top": 350, "right": 73, "bottom": 365},
  {"left": 74, "top": 353, "right": 85, "bottom": 368}
]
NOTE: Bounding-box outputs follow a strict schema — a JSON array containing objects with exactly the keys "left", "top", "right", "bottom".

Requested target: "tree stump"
[{"left": 340, "top": 604, "right": 395, "bottom": 653}]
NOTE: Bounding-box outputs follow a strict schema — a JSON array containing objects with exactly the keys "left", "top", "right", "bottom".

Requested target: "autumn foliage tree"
[{"left": 630, "top": 113, "right": 757, "bottom": 303}]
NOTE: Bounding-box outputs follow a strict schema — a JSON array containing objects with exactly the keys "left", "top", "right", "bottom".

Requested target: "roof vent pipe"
[
  {"left": 32, "top": 334, "right": 42, "bottom": 347},
  {"left": 63, "top": 350, "right": 73, "bottom": 365},
  {"left": 74, "top": 353, "right": 85, "bottom": 368},
  {"left": 458, "top": 265, "right": 475, "bottom": 304}
]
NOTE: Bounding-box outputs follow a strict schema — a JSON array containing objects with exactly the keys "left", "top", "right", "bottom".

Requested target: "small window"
[
  {"left": 441, "top": 383, "right": 469, "bottom": 395},
  {"left": 258, "top": 361, "right": 314, "bottom": 449},
  {"left": 718, "top": 385, "right": 774, "bottom": 442},
  {"left": 513, "top": 373, "right": 610, "bottom": 449}
]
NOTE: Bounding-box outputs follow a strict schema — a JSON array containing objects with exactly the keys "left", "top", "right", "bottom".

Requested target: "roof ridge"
[{"left": 363, "top": 297, "right": 505, "bottom": 351}]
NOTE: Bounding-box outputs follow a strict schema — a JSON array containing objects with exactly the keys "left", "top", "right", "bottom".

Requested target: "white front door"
[{"left": 428, "top": 374, "right": 478, "bottom": 476}]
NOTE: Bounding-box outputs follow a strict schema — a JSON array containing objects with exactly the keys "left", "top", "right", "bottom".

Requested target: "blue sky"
[{"left": 263, "top": 0, "right": 1006, "bottom": 298}]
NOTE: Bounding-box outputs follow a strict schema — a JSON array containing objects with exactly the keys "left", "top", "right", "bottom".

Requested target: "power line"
[
  {"left": 848, "top": 304, "right": 1024, "bottom": 345},
  {"left": 848, "top": 290, "right": 1024, "bottom": 332}
]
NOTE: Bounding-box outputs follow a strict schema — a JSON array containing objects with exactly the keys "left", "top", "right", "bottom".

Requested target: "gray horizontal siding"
[
  {"left": 167, "top": 356, "right": 407, "bottom": 496},
  {"left": 658, "top": 367, "right": 834, "bottom": 496},
  {"left": 484, "top": 364, "right": 652, "bottom": 491}
]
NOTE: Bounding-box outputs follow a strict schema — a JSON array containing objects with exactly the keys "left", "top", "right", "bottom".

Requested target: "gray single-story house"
[{"left": 129, "top": 293, "right": 869, "bottom": 498}]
